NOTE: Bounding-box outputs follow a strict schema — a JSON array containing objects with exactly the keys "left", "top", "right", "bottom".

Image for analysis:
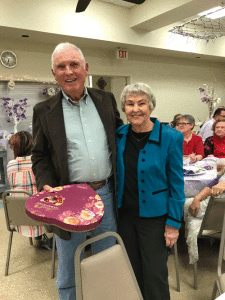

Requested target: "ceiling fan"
[{"left": 76, "top": 0, "right": 145, "bottom": 13}]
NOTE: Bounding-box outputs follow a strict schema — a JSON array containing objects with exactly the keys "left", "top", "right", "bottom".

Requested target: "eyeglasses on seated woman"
[
  {"left": 177, "top": 114, "right": 204, "bottom": 163},
  {"left": 116, "top": 82, "right": 185, "bottom": 300}
]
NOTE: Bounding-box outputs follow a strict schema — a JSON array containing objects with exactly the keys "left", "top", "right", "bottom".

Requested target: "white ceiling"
[
  {"left": 99, "top": 0, "right": 135, "bottom": 8},
  {"left": 1, "top": 0, "right": 225, "bottom": 63}
]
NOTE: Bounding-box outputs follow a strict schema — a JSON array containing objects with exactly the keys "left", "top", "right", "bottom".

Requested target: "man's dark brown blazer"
[{"left": 32, "top": 88, "right": 123, "bottom": 240}]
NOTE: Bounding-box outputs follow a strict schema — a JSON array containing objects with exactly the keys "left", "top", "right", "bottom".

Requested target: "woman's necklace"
[{"left": 130, "top": 130, "right": 150, "bottom": 141}]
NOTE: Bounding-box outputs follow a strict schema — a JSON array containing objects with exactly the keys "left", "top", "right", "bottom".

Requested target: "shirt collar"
[{"left": 62, "top": 87, "right": 88, "bottom": 106}]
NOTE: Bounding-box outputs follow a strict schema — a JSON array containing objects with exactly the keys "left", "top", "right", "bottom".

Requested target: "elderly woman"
[
  {"left": 177, "top": 114, "right": 204, "bottom": 163},
  {"left": 168, "top": 113, "right": 182, "bottom": 128},
  {"left": 7, "top": 131, "right": 48, "bottom": 248},
  {"left": 204, "top": 119, "right": 225, "bottom": 158},
  {"left": 116, "top": 83, "right": 185, "bottom": 300}
]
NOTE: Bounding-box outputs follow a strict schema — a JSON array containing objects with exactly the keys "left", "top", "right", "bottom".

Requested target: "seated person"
[
  {"left": 177, "top": 114, "right": 204, "bottom": 162},
  {"left": 167, "top": 113, "right": 181, "bottom": 128},
  {"left": 7, "top": 131, "right": 48, "bottom": 248},
  {"left": 204, "top": 119, "right": 225, "bottom": 158},
  {"left": 184, "top": 165, "right": 225, "bottom": 264}
]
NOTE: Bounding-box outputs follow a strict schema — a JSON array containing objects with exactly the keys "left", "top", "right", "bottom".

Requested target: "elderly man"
[
  {"left": 32, "top": 42, "right": 123, "bottom": 300},
  {"left": 198, "top": 108, "right": 225, "bottom": 143}
]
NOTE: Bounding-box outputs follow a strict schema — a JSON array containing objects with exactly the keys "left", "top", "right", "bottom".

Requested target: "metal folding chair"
[
  {"left": 193, "top": 196, "right": 225, "bottom": 290},
  {"left": 211, "top": 200, "right": 225, "bottom": 299},
  {"left": 75, "top": 231, "right": 144, "bottom": 300},
  {"left": 2, "top": 189, "right": 56, "bottom": 277},
  {"left": 173, "top": 242, "right": 180, "bottom": 292}
]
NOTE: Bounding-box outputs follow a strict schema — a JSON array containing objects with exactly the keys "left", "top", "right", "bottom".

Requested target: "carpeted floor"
[{"left": 0, "top": 203, "right": 223, "bottom": 300}]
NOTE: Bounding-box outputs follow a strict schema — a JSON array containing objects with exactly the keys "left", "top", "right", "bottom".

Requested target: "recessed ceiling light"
[
  {"left": 198, "top": 6, "right": 225, "bottom": 19},
  {"left": 21, "top": 34, "right": 29, "bottom": 38}
]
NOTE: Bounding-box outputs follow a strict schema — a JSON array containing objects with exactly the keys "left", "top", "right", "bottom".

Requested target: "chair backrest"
[
  {"left": 198, "top": 196, "right": 225, "bottom": 237},
  {"left": 75, "top": 231, "right": 144, "bottom": 300},
  {"left": 214, "top": 202, "right": 225, "bottom": 278},
  {"left": 2, "top": 190, "right": 44, "bottom": 231}
]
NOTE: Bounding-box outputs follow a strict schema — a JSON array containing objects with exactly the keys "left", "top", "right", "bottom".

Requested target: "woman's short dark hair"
[
  {"left": 171, "top": 114, "right": 181, "bottom": 128},
  {"left": 180, "top": 114, "right": 195, "bottom": 130},
  {"left": 9, "top": 131, "right": 33, "bottom": 158},
  {"left": 212, "top": 118, "right": 225, "bottom": 134}
]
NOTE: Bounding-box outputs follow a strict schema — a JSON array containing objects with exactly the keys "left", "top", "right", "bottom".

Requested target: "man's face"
[
  {"left": 215, "top": 110, "right": 225, "bottom": 120},
  {"left": 52, "top": 47, "right": 89, "bottom": 98}
]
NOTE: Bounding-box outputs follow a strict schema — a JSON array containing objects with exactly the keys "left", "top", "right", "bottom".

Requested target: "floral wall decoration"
[
  {"left": 42, "top": 87, "right": 61, "bottom": 97},
  {"left": 198, "top": 84, "right": 221, "bottom": 118},
  {"left": 1, "top": 97, "right": 28, "bottom": 133}
]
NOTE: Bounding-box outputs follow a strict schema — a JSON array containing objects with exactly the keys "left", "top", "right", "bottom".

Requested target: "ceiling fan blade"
[
  {"left": 76, "top": 0, "right": 92, "bottom": 13},
  {"left": 123, "top": 0, "right": 145, "bottom": 4}
]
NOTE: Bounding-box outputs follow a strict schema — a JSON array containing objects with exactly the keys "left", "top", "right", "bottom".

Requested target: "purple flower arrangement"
[
  {"left": 1, "top": 97, "right": 28, "bottom": 132},
  {"left": 198, "top": 87, "right": 211, "bottom": 103},
  {"left": 198, "top": 85, "right": 221, "bottom": 118},
  {"left": 42, "top": 88, "right": 48, "bottom": 95}
]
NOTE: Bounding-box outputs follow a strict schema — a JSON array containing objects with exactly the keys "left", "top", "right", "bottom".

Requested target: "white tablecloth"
[{"left": 184, "top": 159, "right": 218, "bottom": 198}]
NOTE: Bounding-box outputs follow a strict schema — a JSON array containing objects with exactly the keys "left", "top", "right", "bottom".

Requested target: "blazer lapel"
[
  {"left": 88, "top": 89, "right": 115, "bottom": 149},
  {"left": 45, "top": 93, "right": 69, "bottom": 184}
]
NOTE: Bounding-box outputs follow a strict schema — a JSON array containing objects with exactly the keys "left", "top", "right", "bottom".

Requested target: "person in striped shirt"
[{"left": 7, "top": 131, "right": 46, "bottom": 247}]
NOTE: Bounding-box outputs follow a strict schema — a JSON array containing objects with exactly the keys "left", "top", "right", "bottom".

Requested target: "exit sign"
[{"left": 116, "top": 50, "right": 128, "bottom": 60}]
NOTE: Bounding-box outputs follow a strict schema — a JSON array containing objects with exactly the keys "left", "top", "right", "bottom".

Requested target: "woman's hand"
[
  {"left": 164, "top": 225, "right": 179, "bottom": 248},
  {"left": 189, "top": 153, "right": 197, "bottom": 163},
  {"left": 188, "top": 198, "right": 200, "bottom": 216}
]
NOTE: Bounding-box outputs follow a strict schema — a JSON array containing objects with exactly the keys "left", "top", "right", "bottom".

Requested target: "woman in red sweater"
[
  {"left": 204, "top": 119, "right": 225, "bottom": 158},
  {"left": 177, "top": 114, "right": 204, "bottom": 163}
]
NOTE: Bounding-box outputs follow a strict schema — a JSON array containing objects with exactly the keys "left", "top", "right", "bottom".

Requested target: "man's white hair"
[{"left": 51, "top": 42, "right": 86, "bottom": 70}]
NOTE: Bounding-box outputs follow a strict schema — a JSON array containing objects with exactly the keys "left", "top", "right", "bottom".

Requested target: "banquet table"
[{"left": 184, "top": 158, "right": 218, "bottom": 198}]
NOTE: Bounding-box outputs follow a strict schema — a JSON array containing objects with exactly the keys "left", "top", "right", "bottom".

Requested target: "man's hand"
[
  {"left": 189, "top": 198, "right": 200, "bottom": 217},
  {"left": 43, "top": 185, "right": 55, "bottom": 193},
  {"left": 164, "top": 225, "right": 179, "bottom": 248}
]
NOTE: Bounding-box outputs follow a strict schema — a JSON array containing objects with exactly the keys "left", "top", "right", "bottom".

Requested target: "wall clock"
[{"left": 0, "top": 50, "right": 17, "bottom": 68}]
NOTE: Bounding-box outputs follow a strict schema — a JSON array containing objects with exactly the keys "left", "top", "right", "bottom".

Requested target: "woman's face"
[
  {"left": 124, "top": 93, "right": 151, "bottom": 127},
  {"left": 177, "top": 118, "right": 193, "bottom": 134},
  {"left": 215, "top": 122, "right": 225, "bottom": 138}
]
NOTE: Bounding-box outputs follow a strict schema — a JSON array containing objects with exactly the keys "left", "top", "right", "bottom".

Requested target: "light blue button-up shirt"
[{"left": 62, "top": 88, "right": 112, "bottom": 183}]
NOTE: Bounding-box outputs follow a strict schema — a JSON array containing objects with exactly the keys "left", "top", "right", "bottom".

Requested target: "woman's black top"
[{"left": 120, "top": 128, "right": 151, "bottom": 216}]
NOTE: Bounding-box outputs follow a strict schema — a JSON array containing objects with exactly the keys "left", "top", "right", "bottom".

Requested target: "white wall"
[{"left": 0, "top": 39, "right": 225, "bottom": 132}]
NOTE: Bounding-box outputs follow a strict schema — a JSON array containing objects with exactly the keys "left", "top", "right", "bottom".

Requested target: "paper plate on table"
[
  {"left": 203, "top": 157, "right": 220, "bottom": 163},
  {"left": 184, "top": 166, "right": 206, "bottom": 176},
  {"left": 25, "top": 184, "right": 104, "bottom": 232}
]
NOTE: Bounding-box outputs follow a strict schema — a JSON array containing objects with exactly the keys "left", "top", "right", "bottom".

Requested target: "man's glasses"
[{"left": 177, "top": 123, "right": 190, "bottom": 126}]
